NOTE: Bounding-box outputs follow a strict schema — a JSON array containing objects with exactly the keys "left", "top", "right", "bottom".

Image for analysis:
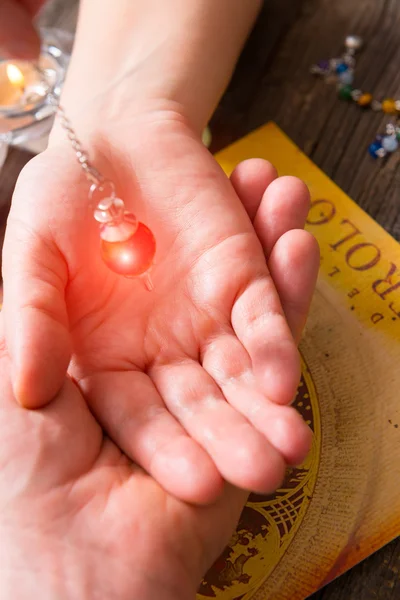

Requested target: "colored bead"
[
  {"left": 382, "top": 135, "right": 399, "bottom": 153},
  {"left": 339, "top": 84, "right": 353, "bottom": 100},
  {"left": 344, "top": 55, "right": 356, "bottom": 69},
  {"left": 338, "top": 70, "right": 354, "bottom": 85},
  {"left": 101, "top": 222, "right": 156, "bottom": 276},
  {"left": 94, "top": 197, "right": 125, "bottom": 225},
  {"left": 317, "top": 60, "right": 330, "bottom": 71},
  {"left": 371, "top": 100, "right": 382, "bottom": 111},
  {"left": 336, "top": 63, "right": 349, "bottom": 74},
  {"left": 368, "top": 139, "right": 386, "bottom": 159},
  {"left": 310, "top": 65, "right": 322, "bottom": 75},
  {"left": 351, "top": 89, "right": 362, "bottom": 101},
  {"left": 345, "top": 35, "right": 363, "bottom": 51},
  {"left": 382, "top": 98, "right": 397, "bottom": 114},
  {"left": 368, "top": 140, "right": 381, "bottom": 158},
  {"left": 357, "top": 93, "right": 372, "bottom": 107},
  {"left": 386, "top": 123, "right": 396, "bottom": 136}
]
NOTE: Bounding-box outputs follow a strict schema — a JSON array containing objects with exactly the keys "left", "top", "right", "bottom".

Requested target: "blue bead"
[
  {"left": 339, "top": 70, "right": 354, "bottom": 85},
  {"left": 382, "top": 135, "right": 399, "bottom": 153},
  {"left": 368, "top": 140, "right": 383, "bottom": 158},
  {"left": 336, "top": 63, "right": 349, "bottom": 74}
]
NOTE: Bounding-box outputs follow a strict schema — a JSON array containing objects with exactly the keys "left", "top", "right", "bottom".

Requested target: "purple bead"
[
  {"left": 336, "top": 63, "right": 349, "bottom": 74},
  {"left": 317, "top": 60, "right": 330, "bottom": 71}
]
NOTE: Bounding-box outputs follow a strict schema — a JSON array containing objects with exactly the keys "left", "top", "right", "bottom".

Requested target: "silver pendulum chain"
[
  {"left": 55, "top": 102, "right": 105, "bottom": 187},
  {"left": 49, "top": 95, "right": 155, "bottom": 290},
  {"left": 53, "top": 102, "right": 125, "bottom": 220}
]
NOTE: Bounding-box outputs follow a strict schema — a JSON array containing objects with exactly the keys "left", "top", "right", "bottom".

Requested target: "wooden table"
[{"left": 1, "top": 0, "right": 400, "bottom": 597}]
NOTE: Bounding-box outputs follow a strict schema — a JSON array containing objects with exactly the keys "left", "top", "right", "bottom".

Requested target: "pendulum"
[
  {"left": 310, "top": 35, "right": 400, "bottom": 159},
  {"left": 91, "top": 184, "right": 156, "bottom": 289},
  {"left": 54, "top": 101, "right": 156, "bottom": 290}
]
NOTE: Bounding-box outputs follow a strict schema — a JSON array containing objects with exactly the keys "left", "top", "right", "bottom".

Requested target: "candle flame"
[{"left": 6, "top": 64, "right": 25, "bottom": 88}]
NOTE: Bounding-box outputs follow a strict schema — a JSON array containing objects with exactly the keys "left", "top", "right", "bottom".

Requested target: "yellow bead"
[
  {"left": 357, "top": 93, "right": 372, "bottom": 107},
  {"left": 382, "top": 98, "right": 397, "bottom": 114}
]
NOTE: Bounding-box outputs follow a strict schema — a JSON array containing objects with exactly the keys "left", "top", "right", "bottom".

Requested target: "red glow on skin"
[{"left": 101, "top": 222, "right": 156, "bottom": 276}]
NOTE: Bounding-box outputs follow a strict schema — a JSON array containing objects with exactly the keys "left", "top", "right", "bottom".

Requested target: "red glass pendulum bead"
[
  {"left": 93, "top": 191, "right": 156, "bottom": 290},
  {"left": 101, "top": 221, "right": 156, "bottom": 277}
]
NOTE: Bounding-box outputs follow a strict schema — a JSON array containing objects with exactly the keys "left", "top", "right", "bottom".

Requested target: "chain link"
[{"left": 50, "top": 96, "right": 105, "bottom": 187}]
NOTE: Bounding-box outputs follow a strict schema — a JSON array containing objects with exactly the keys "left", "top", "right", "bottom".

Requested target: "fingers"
[
  {"left": 2, "top": 158, "right": 72, "bottom": 409},
  {"left": 250, "top": 175, "right": 319, "bottom": 343},
  {"left": 229, "top": 163, "right": 318, "bottom": 404},
  {"left": 2, "top": 222, "right": 71, "bottom": 408},
  {"left": 254, "top": 176, "right": 311, "bottom": 256},
  {"left": 231, "top": 160, "right": 310, "bottom": 256},
  {"left": 0, "top": 0, "right": 41, "bottom": 59},
  {"left": 232, "top": 159, "right": 318, "bottom": 343},
  {"left": 268, "top": 230, "right": 320, "bottom": 344},
  {"left": 231, "top": 272, "right": 301, "bottom": 406},
  {"left": 230, "top": 159, "right": 278, "bottom": 221},
  {"left": 0, "top": 326, "right": 102, "bottom": 491},
  {"left": 150, "top": 360, "right": 286, "bottom": 494},
  {"left": 201, "top": 332, "right": 312, "bottom": 466},
  {"left": 202, "top": 162, "right": 317, "bottom": 472},
  {"left": 81, "top": 370, "right": 225, "bottom": 505}
]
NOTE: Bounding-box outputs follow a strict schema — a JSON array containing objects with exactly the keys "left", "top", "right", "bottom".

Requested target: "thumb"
[
  {"left": 2, "top": 172, "right": 71, "bottom": 409},
  {"left": 0, "top": 0, "right": 41, "bottom": 60}
]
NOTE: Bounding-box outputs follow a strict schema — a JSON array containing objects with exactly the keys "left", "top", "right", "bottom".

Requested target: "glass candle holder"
[{"left": 0, "top": 27, "right": 73, "bottom": 160}]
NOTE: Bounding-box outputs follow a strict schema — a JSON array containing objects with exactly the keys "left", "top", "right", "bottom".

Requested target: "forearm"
[{"left": 62, "top": 0, "right": 262, "bottom": 131}]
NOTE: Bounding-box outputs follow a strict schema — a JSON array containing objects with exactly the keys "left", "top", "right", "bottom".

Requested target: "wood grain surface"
[{"left": 1, "top": 0, "right": 399, "bottom": 597}]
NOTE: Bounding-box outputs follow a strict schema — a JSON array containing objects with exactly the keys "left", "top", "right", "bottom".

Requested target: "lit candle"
[
  {"left": 0, "top": 60, "right": 50, "bottom": 115},
  {"left": 0, "top": 29, "right": 71, "bottom": 147},
  {"left": 2, "top": 64, "right": 25, "bottom": 105}
]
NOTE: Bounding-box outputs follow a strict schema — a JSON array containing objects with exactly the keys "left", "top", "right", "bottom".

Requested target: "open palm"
[
  {"left": 3, "top": 114, "right": 318, "bottom": 503},
  {"left": 0, "top": 160, "right": 318, "bottom": 599},
  {"left": 0, "top": 348, "right": 247, "bottom": 600}
]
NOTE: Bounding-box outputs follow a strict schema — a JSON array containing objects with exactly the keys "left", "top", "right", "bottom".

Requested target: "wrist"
[
  {"left": 61, "top": 37, "right": 209, "bottom": 135},
  {"left": 59, "top": 0, "right": 262, "bottom": 133}
]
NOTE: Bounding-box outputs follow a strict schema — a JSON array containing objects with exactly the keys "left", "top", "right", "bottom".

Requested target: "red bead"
[{"left": 101, "top": 222, "right": 156, "bottom": 276}]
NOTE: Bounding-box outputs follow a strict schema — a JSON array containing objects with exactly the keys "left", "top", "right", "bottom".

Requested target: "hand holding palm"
[{"left": 3, "top": 112, "right": 318, "bottom": 504}]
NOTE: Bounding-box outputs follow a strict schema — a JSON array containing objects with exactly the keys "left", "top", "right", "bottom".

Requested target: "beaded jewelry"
[{"left": 311, "top": 35, "right": 400, "bottom": 159}]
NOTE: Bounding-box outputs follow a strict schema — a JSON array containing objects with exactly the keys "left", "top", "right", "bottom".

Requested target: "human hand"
[
  {"left": 3, "top": 103, "right": 319, "bottom": 504},
  {"left": 0, "top": 0, "right": 45, "bottom": 59},
  {"left": 0, "top": 166, "right": 318, "bottom": 600}
]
